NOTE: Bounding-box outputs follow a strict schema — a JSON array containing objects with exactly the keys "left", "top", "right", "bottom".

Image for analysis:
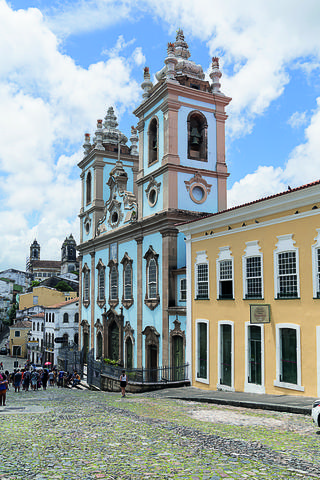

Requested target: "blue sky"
[{"left": 1, "top": 0, "right": 320, "bottom": 271}]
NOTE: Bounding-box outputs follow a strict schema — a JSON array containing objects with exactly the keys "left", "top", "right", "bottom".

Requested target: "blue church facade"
[{"left": 78, "top": 31, "right": 231, "bottom": 371}]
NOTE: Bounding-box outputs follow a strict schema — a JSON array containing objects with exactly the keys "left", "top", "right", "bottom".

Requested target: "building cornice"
[{"left": 178, "top": 182, "right": 320, "bottom": 236}]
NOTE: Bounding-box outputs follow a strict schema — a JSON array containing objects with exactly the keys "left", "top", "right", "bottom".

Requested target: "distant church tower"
[
  {"left": 61, "top": 234, "right": 78, "bottom": 274},
  {"left": 30, "top": 239, "right": 40, "bottom": 261}
]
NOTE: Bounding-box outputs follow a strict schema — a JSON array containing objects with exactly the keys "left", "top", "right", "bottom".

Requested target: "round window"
[
  {"left": 191, "top": 185, "right": 205, "bottom": 203},
  {"left": 111, "top": 211, "right": 119, "bottom": 224},
  {"left": 148, "top": 188, "right": 158, "bottom": 207}
]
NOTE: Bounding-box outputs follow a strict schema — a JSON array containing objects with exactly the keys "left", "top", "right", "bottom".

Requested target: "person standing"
[
  {"left": 0, "top": 373, "right": 8, "bottom": 406},
  {"left": 120, "top": 370, "right": 128, "bottom": 398},
  {"left": 14, "top": 369, "right": 22, "bottom": 393},
  {"left": 42, "top": 369, "right": 49, "bottom": 390}
]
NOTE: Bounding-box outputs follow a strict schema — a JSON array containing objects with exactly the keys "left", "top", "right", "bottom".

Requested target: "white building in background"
[
  {"left": 43, "top": 297, "right": 79, "bottom": 366},
  {"left": 28, "top": 312, "right": 45, "bottom": 365},
  {"left": 0, "top": 269, "right": 32, "bottom": 290}
]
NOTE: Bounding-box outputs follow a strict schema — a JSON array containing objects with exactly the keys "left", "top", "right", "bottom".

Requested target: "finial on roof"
[
  {"left": 141, "top": 66, "right": 153, "bottom": 101},
  {"left": 83, "top": 133, "right": 91, "bottom": 155},
  {"left": 164, "top": 42, "right": 178, "bottom": 81},
  {"left": 102, "top": 107, "right": 127, "bottom": 146},
  {"left": 210, "top": 56, "right": 222, "bottom": 94},
  {"left": 94, "top": 119, "right": 105, "bottom": 151},
  {"left": 130, "top": 126, "right": 139, "bottom": 156}
]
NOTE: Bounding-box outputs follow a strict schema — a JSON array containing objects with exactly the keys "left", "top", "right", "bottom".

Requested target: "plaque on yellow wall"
[{"left": 250, "top": 304, "right": 270, "bottom": 324}]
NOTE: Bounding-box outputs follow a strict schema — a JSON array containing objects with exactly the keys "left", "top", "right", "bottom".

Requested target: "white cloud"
[
  {"left": 288, "top": 111, "right": 308, "bottom": 129},
  {"left": 0, "top": 1, "right": 141, "bottom": 270},
  {"left": 228, "top": 166, "right": 286, "bottom": 207}
]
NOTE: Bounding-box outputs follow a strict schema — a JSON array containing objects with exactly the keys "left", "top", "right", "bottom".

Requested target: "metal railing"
[{"left": 100, "top": 362, "right": 190, "bottom": 385}]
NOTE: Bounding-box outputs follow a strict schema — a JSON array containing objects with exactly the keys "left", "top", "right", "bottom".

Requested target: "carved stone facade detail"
[
  {"left": 185, "top": 171, "right": 212, "bottom": 205},
  {"left": 145, "top": 176, "right": 161, "bottom": 207}
]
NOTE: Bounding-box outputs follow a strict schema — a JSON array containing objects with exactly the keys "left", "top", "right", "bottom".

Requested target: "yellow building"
[
  {"left": 9, "top": 320, "right": 32, "bottom": 358},
  {"left": 179, "top": 180, "right": 320, "bottom": 398},
  {"left": 19, "top": 286, "right": 77, "bottom": 311}
]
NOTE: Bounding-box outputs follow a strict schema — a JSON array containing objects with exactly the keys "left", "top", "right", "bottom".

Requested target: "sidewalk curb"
[{"left": 168, "top": 395, "right": 312, "bottom": 415}]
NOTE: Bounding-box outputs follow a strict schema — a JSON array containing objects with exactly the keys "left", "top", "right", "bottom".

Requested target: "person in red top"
[{"left": 0, "top": 373, "right": 8, "bottom": 406}]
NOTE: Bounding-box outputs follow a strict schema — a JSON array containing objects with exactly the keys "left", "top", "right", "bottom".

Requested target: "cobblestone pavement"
[{"left": 1, "top": 386, "right": 320, "bottom": 479}]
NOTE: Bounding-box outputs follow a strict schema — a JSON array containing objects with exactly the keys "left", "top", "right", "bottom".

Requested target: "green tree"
[
  {"left": 31, "top": 280, "right": 40, "bottom": 287},
  {"left": 7, "top": 303, "right": 18, "bottom": 325},
  {"left": 55, "top": 280, "right": 74, "bottom": 292}
]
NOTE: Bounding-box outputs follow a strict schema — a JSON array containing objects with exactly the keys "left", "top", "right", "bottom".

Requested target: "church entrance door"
[
  {"left": 126, "top": 338, "right": 133, "bottom": 369},
  {"left": 147, "top": 345, "right": 158, "bottom": 382},
  {"left": 173, "top": 335, "right": 183, "bottom": 380},
  {"left": 109, "top": 322, "right": 119, "bottom": 362},
  {"left": 83, "top": 332, "right": 89, "bottom": 364}
]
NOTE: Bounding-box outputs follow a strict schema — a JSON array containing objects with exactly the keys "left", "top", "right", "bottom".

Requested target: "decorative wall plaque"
[{"left": 250, "top": 304, "right": 270, "bottom": 324}]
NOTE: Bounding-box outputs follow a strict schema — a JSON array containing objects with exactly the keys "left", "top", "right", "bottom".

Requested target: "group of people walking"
[{"left": 0, "top": 365, "right": 82, "bottom": 407}]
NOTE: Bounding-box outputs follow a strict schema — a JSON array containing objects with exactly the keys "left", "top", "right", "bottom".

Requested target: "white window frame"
[
  {"left": 312, "top": 229, "right": 320, "bottom": 298},
  {"left": 274, "top": 234, "right": 300, "bottom": 299},
  {"left": 274, "top": 323, "right": 304, "bottom": 391},
  {"left": 217, "top": 320, "right": 234, "bottom": 391},
  {"left": 244, "top": 322, "right": 265, "bottom": 394},
  {"left": 195, "top": 319, "right": 209, "bottom": 384},
  {"left": 242, "top": 241, "right": 264, "bottom": 299},
  {"left": 180, "top": 277, "right": 187, "bottom": 302},
  {"left": 194, "top": 251, "right": 209, "bottom": 300},
  {"left": 216, "top": 247, "right": 234, "bottom": 300}
]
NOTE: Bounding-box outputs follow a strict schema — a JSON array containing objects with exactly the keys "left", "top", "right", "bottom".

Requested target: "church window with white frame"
[
  {"left": 110, "top": 266, "right": 118, "bottom": 301},
  {"left": 195, "top": 251, "right": 209, "bottom": 300},
  {"left": 82, "top": 263, "right": 90, "bottom": 308},
  {"left": 144, "top": 246, "right": 160, "bottom": 310},
  {"left": 274, "top": 234, "right": 299, "bottom": 299},
  {"left": 242, "top": 241, "right": 263, "bottom": 299},
  {"left": 216, "top": 247, "right": 234, "bottom": 300},
  {"left": 98, "top": 269, "right": 105, "bottom": 302}
]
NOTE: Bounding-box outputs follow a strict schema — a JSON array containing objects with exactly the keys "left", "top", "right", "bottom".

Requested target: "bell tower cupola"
[{"left": 133, "top": 30, "right": 231, "bottom": 218}]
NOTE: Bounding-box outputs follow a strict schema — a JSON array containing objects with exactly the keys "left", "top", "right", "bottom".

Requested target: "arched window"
[
  {"left": 74, "top": 312, "right": 79, "bottom": 323},
  {"left": 62, "top": 333, "right": 69, "bottom": 345},
  {"left": 96, "top": 259, "right": 106, "bottom": 308},
  {"left": 37, "top": 323, "right": 40, "bottom": 331},
  {"left": 148, "top": 259, "right": 157, "bottom": 299},
  {"left": 110, "top": 266, "right": 118, "bottom": 301},
  {"left": 187, "top": 111, "right": 208, "bottom": 161},
  {"left": 82, "top": 263, "right": 90, "bottom": 308},
  {"left": 74, "top": 333, "right": 78, "bottom": 345},
  {"left": 144, "top": 246, "right": 160, "bottom": 310},
  {"left": 148, "top": 117, "right": 158, "bottom": 165},
  {"left": 41, "top": 323, "right": 44, "bottom": 332},
  {"left": 49, "top": 313, "right": 51, "bottom": 323},
  {"left": 86, "top": 171, "right": 92, "bottom": 204},
  {"left": 63, "top": 312, "right": 69, "bottom": 323},
  {"left": 121, "top": 253, "right": 133, "bottom": 309},
  {"left": 52, "top": 313, "right": 54, "bottom": 323}
]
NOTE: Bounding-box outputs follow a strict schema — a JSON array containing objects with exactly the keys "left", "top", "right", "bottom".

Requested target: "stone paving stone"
[{"left": 1, "top": 388, "right": 320, "bottom": 479}]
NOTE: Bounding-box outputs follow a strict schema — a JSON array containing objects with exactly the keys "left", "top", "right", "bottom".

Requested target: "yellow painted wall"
[
  {"left": 19, "top": 287, "right": 76, "bottom": 310},
  {"left": 191, "top": 208, "right": 320, "bottom": 397},
  {"left": 9, "top": 327, "right": 30, "bottom": 358}
]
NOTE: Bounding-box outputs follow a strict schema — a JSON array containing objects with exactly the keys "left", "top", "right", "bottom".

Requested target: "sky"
[{"left": 1, "top": 0, "right": 320, "bottom": 272}]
